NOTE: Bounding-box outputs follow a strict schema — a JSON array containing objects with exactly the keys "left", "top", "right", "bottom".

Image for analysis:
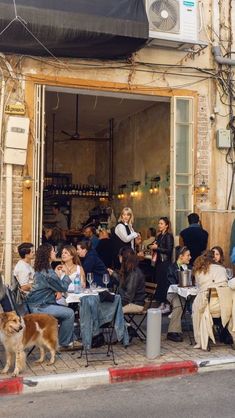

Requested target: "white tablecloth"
[
  {"left": 167, "top": 284, "right": 198, "bottom": 299},
  {"left": 66, "top": 288, "right": 107, "bottom": 304}
]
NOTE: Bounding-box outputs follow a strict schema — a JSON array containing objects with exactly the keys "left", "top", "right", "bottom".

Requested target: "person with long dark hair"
[
  {"left": 150, "top": 217, "right": 174, "bottom": 314},
  {"left": 108, "top": 247, "right": 145, "bottom": 314},
  {"left": 26, "top": 244, "right": 76, "bottom": 350},
  {"left": 211, "top": 246, "right": 225, "bottom": 265}
]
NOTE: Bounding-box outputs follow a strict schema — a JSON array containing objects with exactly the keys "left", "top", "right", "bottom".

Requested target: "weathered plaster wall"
[{"left": 112, "top": 102, "right": 170, "bottom": 233}]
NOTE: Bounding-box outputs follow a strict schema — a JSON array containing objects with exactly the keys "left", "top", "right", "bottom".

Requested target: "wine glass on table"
[
  {"left": 226, "top": 268, "right": 233, "bottom": 280},
  {"left": 87, "top": 273, "right": 94, "bottom": 291},
  {"left": 102, "top": 273, "right": 110, "bottom": 288}
]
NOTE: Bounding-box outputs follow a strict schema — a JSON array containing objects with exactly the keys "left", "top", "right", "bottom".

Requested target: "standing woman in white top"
[
  {"left": 112, "top": 207, "right": 139, "bottom": 269},
  {"left": 56, "top": 245, "right": 86, "bottom": 304}
]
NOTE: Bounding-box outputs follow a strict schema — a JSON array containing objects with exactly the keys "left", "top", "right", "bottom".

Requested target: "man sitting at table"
[{"left": 166, "top": 246, "right": 192, "bottom": 342}]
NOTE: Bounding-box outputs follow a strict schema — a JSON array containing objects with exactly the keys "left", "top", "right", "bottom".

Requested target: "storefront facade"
[{"left": 0, "top": 0, "right": 234, "bottom": 280}]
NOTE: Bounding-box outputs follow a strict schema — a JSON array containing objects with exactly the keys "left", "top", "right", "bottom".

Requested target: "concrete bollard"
[{"left": 146, "top": 308, "right": 162, "bottom": 359}]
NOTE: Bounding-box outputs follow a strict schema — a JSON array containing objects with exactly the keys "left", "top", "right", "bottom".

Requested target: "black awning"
[{"left": 0, "top": 0, "right": 149, "bottom": 58}]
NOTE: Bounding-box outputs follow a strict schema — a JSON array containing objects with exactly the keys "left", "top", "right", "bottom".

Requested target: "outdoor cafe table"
[
  {"left": 167, "top": 284, "right": 199, "bottom": 344},
  {"left": 66, "top": 288, "right": 107, "bottom": 304},
  {"left": 66, "top": 290, "right": 129, "bottom": 350}
]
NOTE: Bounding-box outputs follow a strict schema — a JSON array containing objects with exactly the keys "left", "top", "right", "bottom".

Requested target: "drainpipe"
[
  {"left": 212, "top": 45, "right": 235, "bottom": 66},
  {"left": 0, "top": 55, "right": 16, "bottom": 283},
  {"left": 5, "top": 164, "right": 12, "bottom": 284}
]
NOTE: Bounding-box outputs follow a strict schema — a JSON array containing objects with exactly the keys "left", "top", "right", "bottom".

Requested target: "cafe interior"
[{"left": 43, "top": 87, "right": 171, "bottom": 242}]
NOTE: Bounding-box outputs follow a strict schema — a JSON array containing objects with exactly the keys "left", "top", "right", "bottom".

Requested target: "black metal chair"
[{"left": 124, "top": 282, "right": 157, "bottom": 341}]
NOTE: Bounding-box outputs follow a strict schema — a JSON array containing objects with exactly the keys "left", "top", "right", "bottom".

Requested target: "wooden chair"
[
  {"left": 124, "top": 281, "right": 157, "bottom": 341},
  {"left": 207, "top": 288, "right": 234, "bottom": 351}
]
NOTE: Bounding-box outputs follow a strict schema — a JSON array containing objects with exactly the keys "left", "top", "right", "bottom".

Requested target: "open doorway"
[
  {"left": 32, "top": 86, "right": 194, "bottom": 248},
  {"left": 42, "top": 88, "right": 171, "bottom": 244}
]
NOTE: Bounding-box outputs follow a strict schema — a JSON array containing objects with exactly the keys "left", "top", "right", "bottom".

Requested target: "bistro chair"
[
  {"left": 207, "top": 288, "right": 234, "bottom": 351},
  {"left": 124, "top": 281, "right": 157, "bottom": 341}
]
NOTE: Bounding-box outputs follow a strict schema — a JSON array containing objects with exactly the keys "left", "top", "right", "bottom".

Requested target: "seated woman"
[
  {"left": 192, "top": 250, "right": 234, "bottom": 350},
  {"left": 56, "top": 245, "right": 86, "bottom": 305},
  {"left": 26, "top": 243, "right": 76, "bottom": 350},
  {"left": 76, "top": 240, "right": 108, "bottom": 287},
  {"left": 166, "top": 246, "right": 192, "bottom": 342},
  {"left": 108, "top": 247, "right": 145, "bottom": 314},
  {"left": 211, "top": 246, "right": 225, "bottom": 265}
]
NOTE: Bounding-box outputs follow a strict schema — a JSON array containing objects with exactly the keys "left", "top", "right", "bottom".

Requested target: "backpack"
[{"left": 11, "top": 275, "right": 27, "bottom": 305}]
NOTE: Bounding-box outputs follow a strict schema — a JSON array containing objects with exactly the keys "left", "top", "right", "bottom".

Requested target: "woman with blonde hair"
[{"left": 112, "top": 207, "right": 139, "bottom": 268}]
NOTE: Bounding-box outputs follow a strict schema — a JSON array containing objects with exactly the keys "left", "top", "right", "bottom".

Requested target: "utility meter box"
[
  {"left": 4, "top": 116, "right": 30, "bottom": 165},
  {"left": 216, "top": 129, "right": 231, "bottom": 149}
]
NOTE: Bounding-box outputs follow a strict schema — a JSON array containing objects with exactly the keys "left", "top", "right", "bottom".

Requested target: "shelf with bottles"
[{"left": 43, "top": 183, "right": 110, "bottom": 199}]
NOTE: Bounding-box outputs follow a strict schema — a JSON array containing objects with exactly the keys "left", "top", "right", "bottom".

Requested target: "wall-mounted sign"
[{"left": 5, "top": 103, "right": 26, "bottom": 115}]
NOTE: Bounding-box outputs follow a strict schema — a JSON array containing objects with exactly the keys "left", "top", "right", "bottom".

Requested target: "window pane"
[
  {"left": 176, "top": 100, "right": 189, "bottom": 123},
  {"left": 176, "top": 175, "right": 191, "bottom": 184},
  {"left": 176, "top": 185, "right": 191, "bottom": 210},
  {"left": 176, "top": 211, "right": 189, "bottom": 235},
  {"left": 176, "top": 125, "right": 190, "bottom": 173}
]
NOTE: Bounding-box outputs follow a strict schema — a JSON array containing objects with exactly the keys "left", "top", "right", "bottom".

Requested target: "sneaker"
[{"left": 58, "top": 341, "right": 83, "bottom": 352}]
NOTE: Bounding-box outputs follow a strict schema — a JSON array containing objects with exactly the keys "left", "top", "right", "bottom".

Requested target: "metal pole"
[{"left": 146, "top": 308, "right": 162, "bottom": 359}]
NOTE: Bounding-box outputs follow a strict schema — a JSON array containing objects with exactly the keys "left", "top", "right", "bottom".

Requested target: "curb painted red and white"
[{"left": 1, "top": 356, "right": 235, "bottom": 396}]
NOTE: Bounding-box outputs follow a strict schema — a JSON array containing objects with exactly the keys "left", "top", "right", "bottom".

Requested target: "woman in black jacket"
[
  {"left": 108, "top": 247, "right": 145, "bottom": 314},
  {"left": 150, "top": 217, "right": 174, "bottom": 314}
]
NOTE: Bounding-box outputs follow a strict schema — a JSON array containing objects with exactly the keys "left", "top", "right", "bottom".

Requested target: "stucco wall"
[{"left": 112, "top": 102, "right": 170, "bottom": 233}]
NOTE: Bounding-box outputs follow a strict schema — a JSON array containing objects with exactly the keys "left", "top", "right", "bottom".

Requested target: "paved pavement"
[{"left": 0, "top": 316, "right": 235, "bottom": 377}]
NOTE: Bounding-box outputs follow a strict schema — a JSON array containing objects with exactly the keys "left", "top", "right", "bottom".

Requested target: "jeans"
[{"left": 29, "top": 304, "right": 75, "bottom": 346}]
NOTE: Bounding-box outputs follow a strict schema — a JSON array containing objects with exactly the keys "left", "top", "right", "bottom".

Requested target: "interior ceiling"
[{"left": 45, "top": 91, "right": 170, "bottom": 140}]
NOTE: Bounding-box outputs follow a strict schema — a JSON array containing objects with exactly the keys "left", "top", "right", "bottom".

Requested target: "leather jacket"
[{"left": 155, "top": 232, "right": 174, "bottom": 263}]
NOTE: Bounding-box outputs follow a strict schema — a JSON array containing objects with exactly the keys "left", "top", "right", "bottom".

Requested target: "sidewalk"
[
  {"left": 0, "top": 330, "right": 235, "bottom": 379},
  {"left": 1, "top": 312, "right": 235, "bottom": 395}
]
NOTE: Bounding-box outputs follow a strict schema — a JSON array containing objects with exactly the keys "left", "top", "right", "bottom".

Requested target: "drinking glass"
[
  {"left": 226, "top": 268, "right": 233, "bottom": 280},
  {"left": 87, "top": 273, "right": 94, "bottom": 290},
  {"left": 102, "top": 273, "right": 110, "bottom": 288}
]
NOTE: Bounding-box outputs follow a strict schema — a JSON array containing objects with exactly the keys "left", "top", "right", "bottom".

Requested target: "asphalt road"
[{"left": 1, "top": 370, "right": 235, "bottom": 418}]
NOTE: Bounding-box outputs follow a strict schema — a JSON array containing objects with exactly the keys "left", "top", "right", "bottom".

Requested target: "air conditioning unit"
[{"left": 146, "top": 0, "right": 198, "bottom": 47}]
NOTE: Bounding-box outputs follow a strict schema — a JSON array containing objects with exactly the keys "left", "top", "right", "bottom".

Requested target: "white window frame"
[{"left": 170, "top": 96, "right": 194, "bottom": 238}]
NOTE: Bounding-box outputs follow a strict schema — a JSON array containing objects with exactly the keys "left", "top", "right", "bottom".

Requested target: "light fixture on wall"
[
  {"left": 194, "top": 175, "right": 209, "bottom": 196},
  {"left": 117, "top": 184, "right": 127, "bottom": 200},
  {"left": 23, "top": 164, "right": 33, "bottom": 189},
  {"left": 130, "top": 181, "right": 141, "bottom": 197},
  {"left": 149, "top": 176, "right": 161, "bottom": 194}
]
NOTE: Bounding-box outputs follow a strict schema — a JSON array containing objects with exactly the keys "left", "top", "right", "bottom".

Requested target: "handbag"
[
  {"left": 0, "top": 274, "right": 6, "bottom": 301},
  {"left": 151, "top": 250, "right": 157, "bottom": 267},
  {"left": 231, "top": 246, "right": 235, "bottom": 264}
]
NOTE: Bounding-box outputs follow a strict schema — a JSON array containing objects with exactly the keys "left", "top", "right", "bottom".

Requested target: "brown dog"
[{"left": 0, "top": 311, "right": 58, "bottom": 376}]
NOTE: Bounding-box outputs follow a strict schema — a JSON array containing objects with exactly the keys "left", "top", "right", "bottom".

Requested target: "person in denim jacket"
[{"left": 26, "top": 243, "right": 75, "bottom": 349}]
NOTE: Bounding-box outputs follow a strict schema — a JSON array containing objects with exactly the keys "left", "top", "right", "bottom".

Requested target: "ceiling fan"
[{"left": 57, "top": 94, "right": 110, "bottom": 142}]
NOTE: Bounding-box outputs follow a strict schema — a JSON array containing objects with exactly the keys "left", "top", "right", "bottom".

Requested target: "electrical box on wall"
[
  {"left": 4, "top": 116, "right": 30, "bottom": 165},
  {"left": 216, "top": 129, "right": 231, "bottom": 149}
]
